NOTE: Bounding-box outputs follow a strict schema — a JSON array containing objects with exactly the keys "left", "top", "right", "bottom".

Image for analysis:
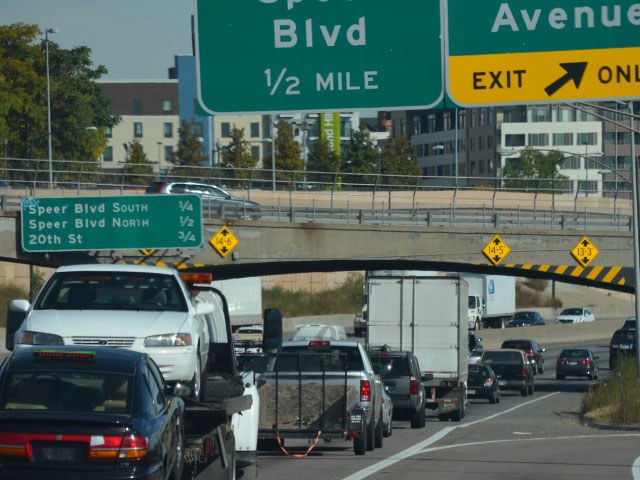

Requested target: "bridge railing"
[{"left": 0, "top": 158, "right": 633, "bottom": 231}]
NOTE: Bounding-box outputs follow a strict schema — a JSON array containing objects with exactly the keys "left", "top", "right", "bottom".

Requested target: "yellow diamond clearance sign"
[
  {"left": 446, "top": 0, "right": 640, "bottom": 105},
  {"left": 209, "top": 226, "right": 238, "bottom": 258},
  {"left": 483, "top": 234, "right": 511, "bottom": 266},
  {"left": 571, "top": 236, "right": 599, "bottom": 268}
]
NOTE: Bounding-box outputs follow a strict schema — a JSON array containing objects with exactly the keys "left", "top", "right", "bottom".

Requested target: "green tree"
[
  {"left": 274, "top": 120, "right": 302, "bottom": 184},
  {"left": 343, "top": 127, "right": 379, "bottom": 186},
  {"left": 306, "top": 137, "right": 339, "bottom": 184},
  {"left": 221, "top": 127, "right": 258, "bottom": 186},
  {"left": 124, "top": 139, "right": 153, "bottom": 185},
  {"left": 0, "top": 23, "right": 117, "bottom": 183},
  {"left": 383, "top": 136, "right": 421, "bottom": 185},
  {"left": 502, "top": 148, "right": 568, "bottom": 193},
  {"left": 169, "top": 119, "right": 208, "bottom": 180}
]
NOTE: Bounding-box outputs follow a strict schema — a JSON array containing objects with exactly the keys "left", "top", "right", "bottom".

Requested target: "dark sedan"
[
  {"left": 468, "top": 363, "right": 501, "bottom": 404},
  {"left": 556, "top": 348, "right": 599, "bottom": 380},
  {"left": 506, "top": 311, "right": 545, "bottom": 328},
  {"left": 0, "top": 347, "right": 187, "bottom": 480}
]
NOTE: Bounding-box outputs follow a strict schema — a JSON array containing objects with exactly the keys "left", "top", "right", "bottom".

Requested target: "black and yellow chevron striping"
[
  {"left": 501, "top": 264, "right": 632, "bottom": 287},
  {"left": 116, "top": 260, "right": 205, "bottom": 270}
]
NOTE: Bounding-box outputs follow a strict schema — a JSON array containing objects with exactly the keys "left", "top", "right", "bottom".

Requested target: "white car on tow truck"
[{"left": 6, "top": 264, "right": 214, "bottom": 399}]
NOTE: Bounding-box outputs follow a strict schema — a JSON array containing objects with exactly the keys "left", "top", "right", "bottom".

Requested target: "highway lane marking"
[
  {"left": 634, "top": 456, "right": 640, "bottom": 480},
  {"left": 343, "top": 391, "right": 598, "bottom": 480}
]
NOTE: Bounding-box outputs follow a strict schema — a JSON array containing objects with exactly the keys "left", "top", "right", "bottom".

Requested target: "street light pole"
[
  {"left": 628, "top": 105, "right": 640, "bottom": 378},
  {"left": 271, "top": 115, "right": 276, "bottom": 192},
  {"left": 45, "top": 28, "right": 58, "bottom": 189}
]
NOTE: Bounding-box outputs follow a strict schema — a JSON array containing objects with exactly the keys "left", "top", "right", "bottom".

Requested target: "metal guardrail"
[{"left": 0, "top": 160, "right": 634, "bottom": 232}]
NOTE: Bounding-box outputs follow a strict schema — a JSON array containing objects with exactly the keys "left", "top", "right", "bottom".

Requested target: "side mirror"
[
  {"left": 171, "top": 383, "right": 193, "bottom": 398},
  {"left": 421, "top": 373, "right": 433, "bottom": 382},
  {"left": 263, "top": 309, "right": 283, "bottom": 353},
  {"left": 540, "top": 348, "right": 546, "bottom": 352},
  {"left": 6, "top": 299, "right": 30, "bottom": 351}
]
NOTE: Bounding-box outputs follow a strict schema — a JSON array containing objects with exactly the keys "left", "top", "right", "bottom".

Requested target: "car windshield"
[
  {"left": 468, "top": 365, "right": 488, "bottom": 378},
  {"left": 370, "top": 355, "right": 411, "bottom": 377},
  {"left": 1, "top": 371, "right": 132, "bottom": 414},
  {"left": 482, "top": 350, "right": 523, "bottom": 364},
  {"left": 514, "top": 312, "right": 535, "bottom": 320},
  {"left": 560, "top": 308, "right": 583, "bottom": 316},
  {"left": 612, "top": 330, "right": 636, "bottom": 344},
  {"left": 35, "top": 271, "right": 187, "bottom": 312}
]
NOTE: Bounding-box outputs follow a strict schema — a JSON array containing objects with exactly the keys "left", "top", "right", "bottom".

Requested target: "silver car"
[{"left": 146, "top": 181, "right": 262, "bottom": 220}]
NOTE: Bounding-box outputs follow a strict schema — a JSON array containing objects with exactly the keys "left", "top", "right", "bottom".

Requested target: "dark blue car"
[{"left": 0, "top": 346, "right": 187, "bottom": 480}]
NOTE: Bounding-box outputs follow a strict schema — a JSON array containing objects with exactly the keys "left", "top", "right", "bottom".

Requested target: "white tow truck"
[{"left": 6, "top": 265, "right": 259, "bottom": 479}]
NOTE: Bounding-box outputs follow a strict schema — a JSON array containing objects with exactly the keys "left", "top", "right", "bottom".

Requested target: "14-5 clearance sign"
[{"left": 446, "top": 0, "right": 640, "bottom": 105}]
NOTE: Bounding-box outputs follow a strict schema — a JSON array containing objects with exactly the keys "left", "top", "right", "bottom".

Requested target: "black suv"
[
  {"left": 609, "top": 328, "right": 636, "bottom": 370},
  {"left": 501, "top": 339, "right": 546, "bottom": 374},
  {"left": 368, "top": 346, "right": 428, "bottom": 429}
]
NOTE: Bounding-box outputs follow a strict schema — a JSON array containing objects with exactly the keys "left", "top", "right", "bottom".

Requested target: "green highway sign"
[
  {"left": 195, "top": 0, "right": 443, "bottom": 114},
  {"left": 446, "top": 0, "right": 640, "bottom": 106},
  {"left": 21, "top": 195, "right": 202, "bottom": 252}
]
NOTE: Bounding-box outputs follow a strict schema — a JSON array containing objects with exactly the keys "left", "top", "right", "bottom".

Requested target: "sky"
[{"left": 3, "top": 0, "right": 195, "bottom": 79}]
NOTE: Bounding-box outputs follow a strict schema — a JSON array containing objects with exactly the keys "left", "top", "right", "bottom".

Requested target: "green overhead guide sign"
[
  {"left": 21, "top": 195, "right": 202, "bottom": 252},
  {"left": 195, "top": 0, "right": 444, "bottom": 114}
]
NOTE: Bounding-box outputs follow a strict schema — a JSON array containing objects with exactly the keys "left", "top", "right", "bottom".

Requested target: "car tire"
[
  {"left": 496, "top": 389, "right": 501, "bottom": 403},
  {"left": 438, "top": 413, "right": 450, "bottom": 422},
  {"left": 489, "top": 391, "right": 497, "bottom": 404},
  {"left": 528, "top": 381, "right": 534, "bottom": 395},
  {"left": 374, "top": 411, "right": 384, "bottom": 448},
  {"left": 354, "top": 425, "right": 367, "bottom": 455},
  {"left": 383, "top": 413, "right": 393, "bottom": 438},
  {"left": 420, "top": 404, "right": 427, "bottom": 428},
  {"left": 538, "top": 362, "right": 544, "bottom": 374},
  {"left": 168, "top": 415, "right": 185, "bottom": 480},
  {"left": 521, "top": 386, "right": 528, "bottom": 397},
  {"left": 410, "top": 406, "right": 422, "bottom": 429},
  {"left": 366, "top": 417, "right": 375, "bottom": 451}
]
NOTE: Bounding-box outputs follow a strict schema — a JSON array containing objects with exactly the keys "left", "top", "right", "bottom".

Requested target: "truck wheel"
[
  {"left": 528, "top": 381, "right": 534, "bottom": 395},
  {"left": 521, "top": 386, "right": 528, "bottom": 397},
  {"left": 489, "top": 391, "right": 497, "bottom": 404},
  {"left": 366, "top": 417, "right": 375, "bottom": 451},
  {"left": 538, "top": 362, "right": 544, "bottom": 374},
  {"left": 438, "top": 413, "right": 450, "bottom": 422},
  {"left": 410, "top": 404, "right": 425, "bottom": 429},
  {"left": 167, "top": 414, "right": 185, "bottom": 480},
  {"left": 451, "top": 408, "right": 462, "bottom": 422},
  {"left": 190, "top": 354, "right": 202, "bottom": 400},
  {"left": 374, "top": 411, "right": 384, "bottom": 448},
  {"left": 354, "top": 427, "right": 367, "bottom": 455}
]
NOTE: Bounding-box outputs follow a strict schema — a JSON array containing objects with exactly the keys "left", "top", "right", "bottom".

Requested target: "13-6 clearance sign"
[{"left": 446, "top": 0, "right": 640, "bottom": 105}]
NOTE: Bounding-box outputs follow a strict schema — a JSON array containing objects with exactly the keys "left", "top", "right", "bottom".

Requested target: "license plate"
[
  {"left": 498, "top": 381, "right": 506, "bottom": 386},
  {"left": 467, "top": 389, "right": 476, "bottom": 395},
  {"left": 621, "top": 345, "right": 632, "bottom": 349},
  {"left": 568, "top": 361, "right": 578, "bottom": 365},
  {"left": 32, "top": 444, "right": 86, "bottom": 462}
]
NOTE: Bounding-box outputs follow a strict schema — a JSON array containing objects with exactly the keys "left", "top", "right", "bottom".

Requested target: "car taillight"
[
  {"left": 526, "top": 350, "right": 534, "bottom": 358},
  {"left": 409, "top": 378, "right": 419, "bottom": 395},
  {"left": 581, "top": 359, "right": 592, "bottom": 366},
  {"left": 522, "top": 367, "right": 528, "bottom": 377},
  {"left": 483, "top": 378, "right": 494, "bottom": 387},
  {"left": 0, "top": 432, "right": 149, "bottom": 460},
  {"left": 0, "top": 433, "right": 27, "bottom": 457},
  {"left": 360, "top": 380, "right": 371, "bottom": 402},
  {"left": 557, "top": 358, "right": 567, "bottom": 366},
  {"left": 89, "top": 434, "right": 149, "bottom": 460}
]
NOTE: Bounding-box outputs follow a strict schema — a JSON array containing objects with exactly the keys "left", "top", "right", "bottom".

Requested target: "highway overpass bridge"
[{"left": 0, "top": 211, "right": 635, "bottom": 293}]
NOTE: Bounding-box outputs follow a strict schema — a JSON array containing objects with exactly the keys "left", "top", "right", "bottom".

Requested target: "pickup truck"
[
  {"left": 480, "top": 349, "right": 535, "bottom": 397},
  {"left": 257, "top": 339, "right": 384, "bottom": 455}
]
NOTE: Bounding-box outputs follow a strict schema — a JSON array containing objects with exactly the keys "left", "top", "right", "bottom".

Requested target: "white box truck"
[
  {"left": 462, "top": 274, "right": 516, "bottom": 330},
  {"left": 366, "top": 271, "right": 468, "bottom": 422}
]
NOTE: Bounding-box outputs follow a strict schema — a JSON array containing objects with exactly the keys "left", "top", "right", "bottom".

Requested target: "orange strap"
[{"left": 276, "top": 431, "right": 322, "bottom": 458}]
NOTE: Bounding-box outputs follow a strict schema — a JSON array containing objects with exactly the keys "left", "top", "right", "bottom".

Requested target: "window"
[
  {"left": 478, "top": 160, "right": 485, "bottom": 174},
  {"left": 341, "top": 120, "right": 353, "bottom": 138},
  {"left": 103, "top": 146, "right": 113, "bottom": 162},
  {"left": 552, "top": 133, "right": 573, "bottom": 146},
  {"left": 478, "top": 136, "right": 484, "bottom": 150},
  {"left": 144, "top": 363, "right": 166, "bottom": 415},
  {"left": 577, "top": 132, "right": 597, "bottom": 146},
  {"left": 250, "top": 122, "right": 260, "bottom": 138},
  {"left": 163, "top": 122, "right": 173, "bottom": 138},
  {"left": 562, "top": 155, "right": 580, "bottom": 169},
  {"left": 427, "top": 114, "right": 436, "bottom": 133},
  {"left": 251, "top": 145, "right": 260, "bottom": 158},
  {"left": 221, "top": 122, "right": 231, "bottom": 137},
  {"left": 528, "top": 133, "right": 549, "bottom": 146},
  {"left": 162, "top": 100, "right": 172, "bottom": 113},
  {"left": 505, "top": 134, "right": 525, "bottom": 147},
  {"left": 164, "top": 146, "right": 173, "bottom": 161},
  {"left": 487, "top": 136, "right": 494, "bottom": 148},
  {"left": 578, "top": 180, "right": 598, "bottom": 194},
  {"left": 412, "top": 115, "right": 421, "bottom": 135},
  {"left": 105, "top": 127, "right": 112, "bottom": 138},
  {"left": 134, "top": 122, "right": 143, "bottom": 138},
  {"left": 133, "top": 99, "right": 142, "bottom": 114}
]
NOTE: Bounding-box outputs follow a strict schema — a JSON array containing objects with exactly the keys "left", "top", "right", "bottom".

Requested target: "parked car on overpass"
[
  {"left": 555, "top": 307, "right": 595, "bottom": 324},
  {"left": 506, "top": 311, "right": 546, "bottom": 327}
]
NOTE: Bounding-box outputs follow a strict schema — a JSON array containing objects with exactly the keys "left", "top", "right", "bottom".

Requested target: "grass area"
[
  {"left": 582, "top": 355, "right": 640, "bottom": 425},
  {"left": 262, "top": 272, "right": 364, "bottom": 318}
]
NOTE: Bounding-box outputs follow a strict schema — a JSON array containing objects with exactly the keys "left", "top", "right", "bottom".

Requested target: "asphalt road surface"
[{"left": 257, "top": 341, "right": 640, "bottom": 480}]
